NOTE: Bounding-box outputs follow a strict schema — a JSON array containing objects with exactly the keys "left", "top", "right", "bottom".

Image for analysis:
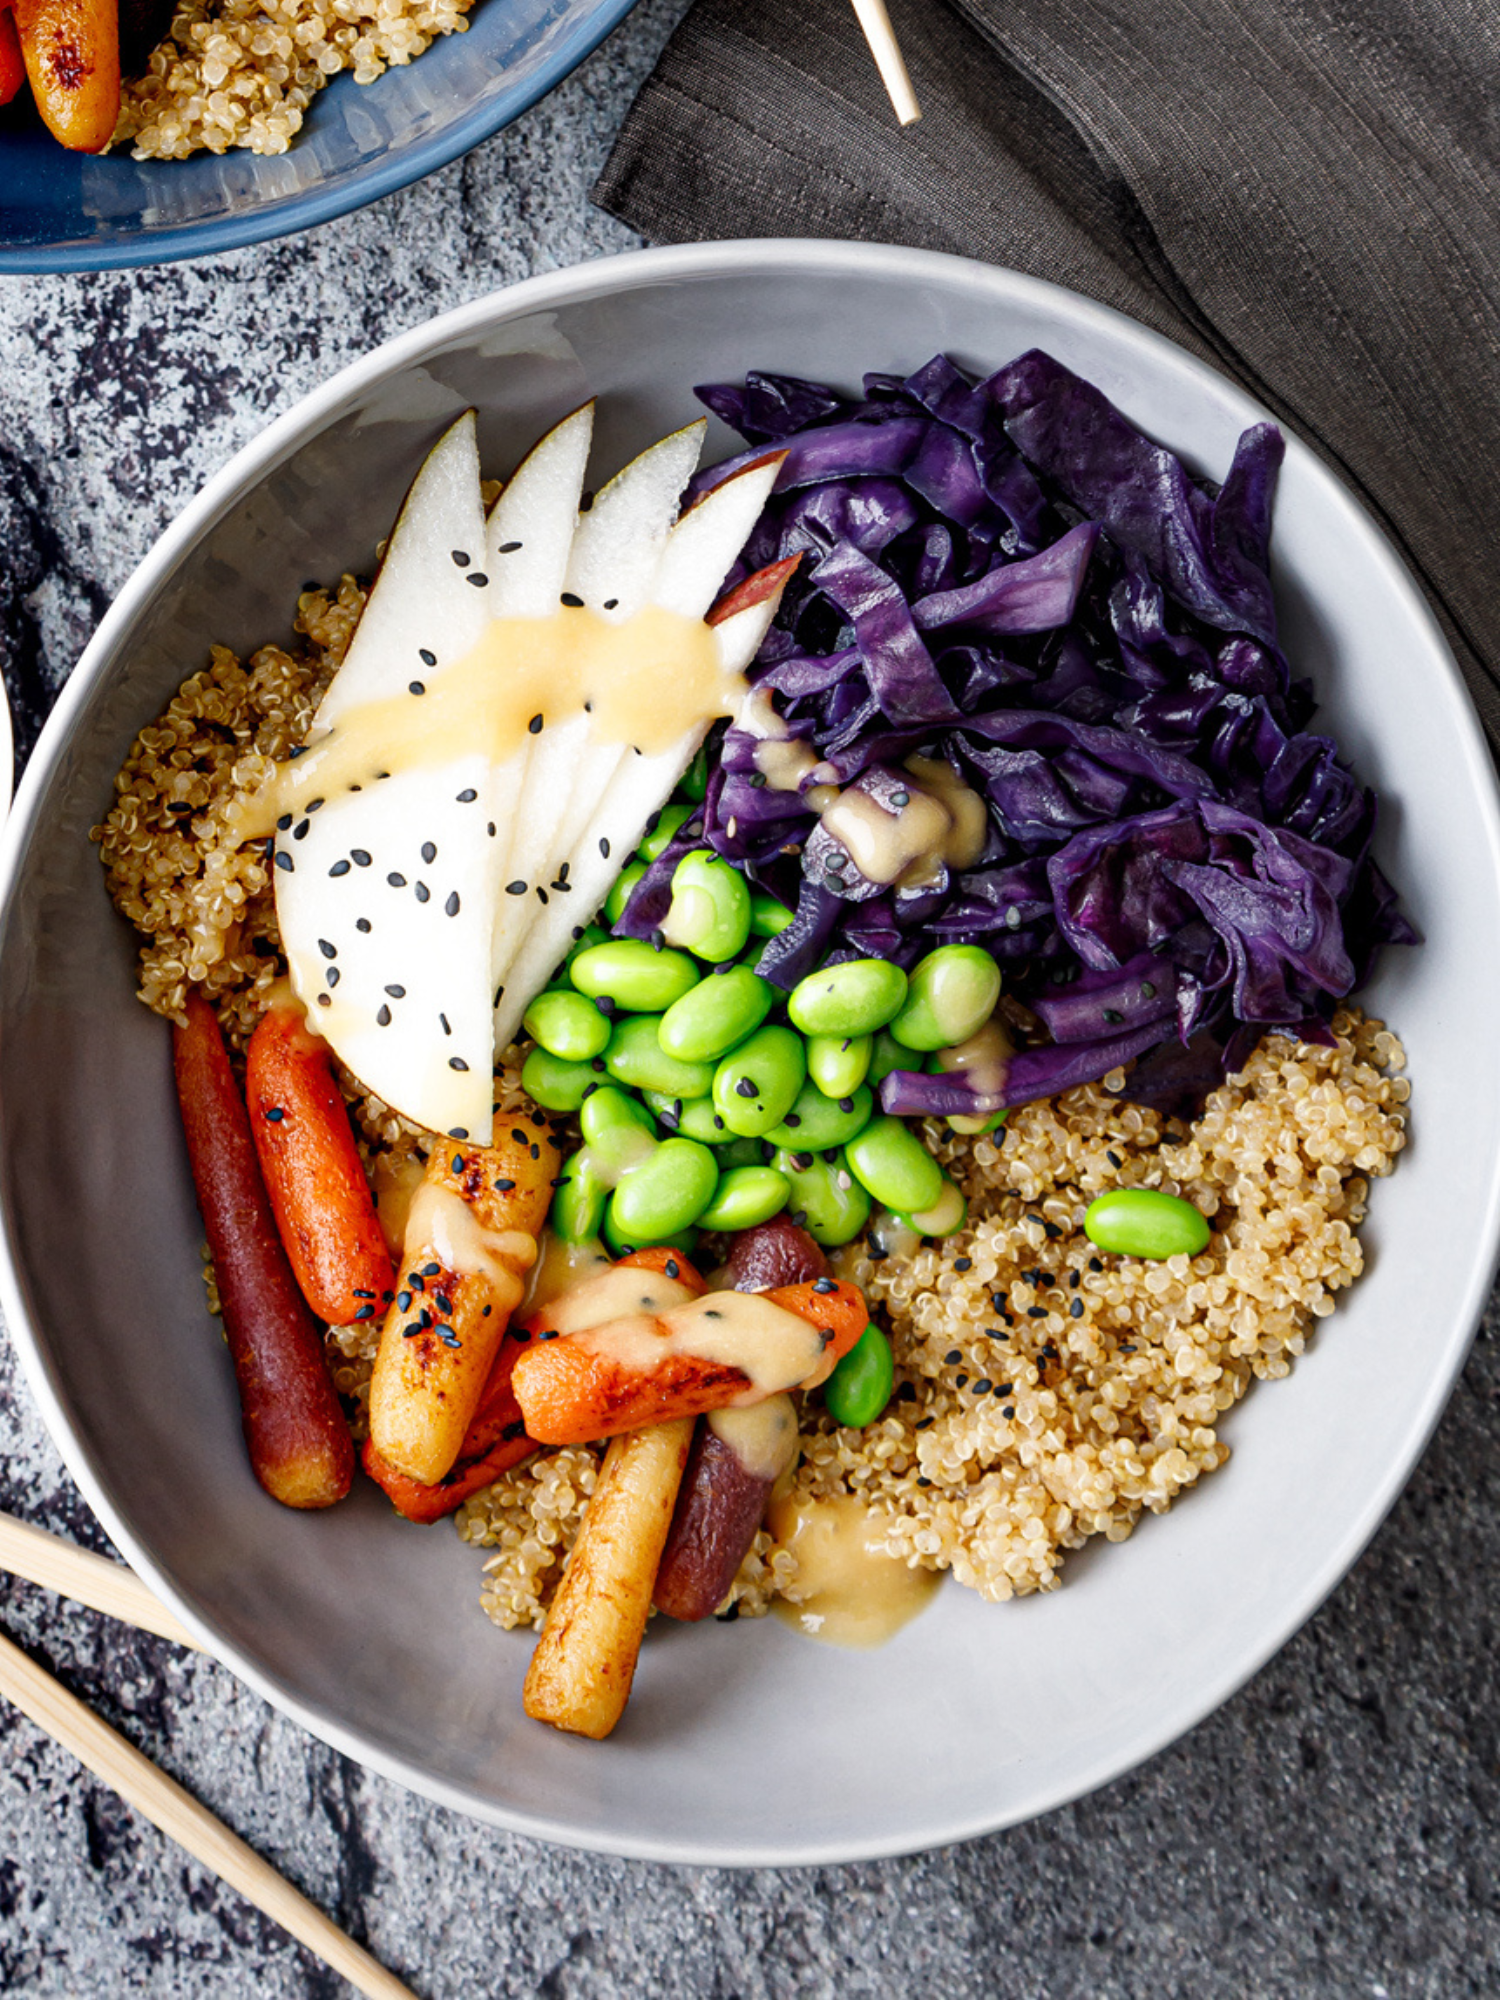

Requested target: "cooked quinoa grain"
[
  {"left": 100, "top": 592, "right": 1409, "bottom": 1639},
  {"left": 115, "top": 0, "right": 473, "bottom": 160}
]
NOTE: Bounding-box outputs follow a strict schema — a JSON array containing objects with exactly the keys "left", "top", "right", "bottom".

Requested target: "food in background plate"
[{"left": 95, "top": 357, "right": 1412, "bottom": 1738}]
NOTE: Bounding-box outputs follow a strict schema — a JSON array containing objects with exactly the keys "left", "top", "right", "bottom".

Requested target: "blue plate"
[{"left": 0, "top": 0, "right": 637, "bottom": 273}]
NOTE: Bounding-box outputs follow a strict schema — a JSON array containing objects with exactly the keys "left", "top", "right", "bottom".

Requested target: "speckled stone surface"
[{"left": 3, "top": 13, "right": 1500, "bottom": 1993}]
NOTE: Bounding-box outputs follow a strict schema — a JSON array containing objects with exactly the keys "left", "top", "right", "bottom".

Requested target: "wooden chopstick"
[
  {"left": 849, "top": 0, "right": 921, "bottom": 125},
  {"left": 0, "top": 1512, "right": 202, "bottom": 1649},
  {"left": 0, "top": 1514, "right": 418, "bottom": 2000}
]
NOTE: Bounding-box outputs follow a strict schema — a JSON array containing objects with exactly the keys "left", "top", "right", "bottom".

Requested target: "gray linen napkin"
[{"left": 595, "top": 0, "right": 1500, "bottom": 746}]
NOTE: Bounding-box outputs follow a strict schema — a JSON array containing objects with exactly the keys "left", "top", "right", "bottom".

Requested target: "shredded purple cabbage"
[{"left": 620, "top": 352, "right": 1416, "bottom": 1115}]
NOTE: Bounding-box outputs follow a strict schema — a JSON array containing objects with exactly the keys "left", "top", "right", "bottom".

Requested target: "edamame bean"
[
  {"left": 749, "top": 892, "right": 795, "bottom": 938},
  {"left": 698, "top": 1166, "right": 791, "bottom": 1233},
  {"left": 844, "top": 1115, "right": 944, "bottom": 1213},
  {"left": 603, "top": 860, "right": 647, "bottom": 926},
  {"left": 552, "top": 1153, "right": 606, "bottom": 1242},
  {"left": 1085, "top": 1189, "right": 1210, "bottom": 1260},
  {"left": 564, "top": 922, "right": 610, "bottom": 965},
  {"left": 806, "top": 1032, "right": 872, "bottom": 1100},
  {"left": 787, "top": 958, "right": 908, "bottom": 1038},
  {"left": 660, "top": 851, "right": 752, "bottom": 962},
  {"left": 823, "top": 1324, "right": 894, "bottom": 1428},
  {"left": 678, "top": 748, "right": 710, "bottom": 804},
  {"left": 658, "top": 964, "right": 774, "bottom": 1061},
  {"left": 610, "top": 1137, "right": 719, "bottom": 1241},
  {"left": 899, "top": 1178, "right": 968, "bottom": 1237},
  {"left": 571, "top": 939, "right": 700, "bottom": 1012},
  {"left": 773, "top": 1148, "right": 872, "bottom": 1246},
  {"left": 638, "top": 801, "right": 695, "bottom": 863},
  {"left": 711, "top": 1024, "right": 806, "bottom": 1136},
  {"left": 766, "top": 1079, "right": 874, "bottom": 1151},
  {"left": 602, "top": 1204, "right": 700, "bottom": 1259},
  {"left": 523, "top": 987, "right": 611, "bottom": 1062},
  {"left": 717, "top": 1135, "right": 767, "bottom": 1170},
  {"left": 890, "top": 946, "right": 1002, "bottom": 1052},
  {"left": 867, "top": 1029, "right": 905, "bottom": 1086},
  {"left": 520, "top": 1045, "right": 597, "bottom": 1112},
  {"left": 604, "top": 1015, "right": 716, "bottom": 1099},
  {"left": 579, "top": 1087, "right": 658, "bottom": 1178}
]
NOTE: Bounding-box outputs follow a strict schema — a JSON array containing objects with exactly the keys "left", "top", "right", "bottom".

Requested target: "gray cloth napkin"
[{"left": 595, "top": 0, "right": 1500, "bottom": 747}]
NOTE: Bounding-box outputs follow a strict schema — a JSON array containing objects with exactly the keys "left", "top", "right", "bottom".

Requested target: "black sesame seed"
[
  {"left": 316, "top": 993, "right": 330, "bottom": 1006},
  {"left": 954, "top": 1256, "right": 972, "bottom": 1272},
  {"left": 386, "top": 984, "right": 406, "bottom": 998},
  {"left": 1070, "top": 1298, "right": 1085, "bottom": 1318},
  {"left": 329, "top": 860, "right": 351, "bottom": 877},
  {"left": 434, "top": 1292, "right": 454, "bottom": 1315},
  {"left": 451, "top": 1153, "right": 464, "bottom": 1173},
  {"left": 1027, "top": 1305, "right": 1048, "bottom": 1318},
  {"left": 536, "top": 887, "right": 549, "bottom": 904},
  {"left": 414, "top": 883, "right": 430, "bottom": 903},
  {"left": 388, "top": 872, "right": 407, "bottom": 887},
  {"left": 293, "top": 820, "right": 310, "bottom": 840},
  {"left": 263, "top": 1106, "right": 285, "bottom": 1123},
  {"left": 397, "top": 1291, "right": 413, "bottom": 1311},
  {"left": 1001, "top": 1406, "right": 1015, "bottom": 1419},
  {"left": 1102, "top": 1008, "right": 1124, "bottom": 1026},
  {"left": 318, "top": 939, "right": 337, "bottom": 960},
  {"left": 1089, "top": 1257, "right": 1103, "bottom": 1273},
  {"left": 440, "top": 1014, "right": 451, "bottom": 1035},
  {"left": 419, "top": 648, "right": 437, "bottom": 666},
  {"left": 451, "top": 550, "right": 471, "bottom": 567},
  {"left": 421, "top": 842, "right": 437, "bottom": 863},
  {"left": 421, "top": 1262, "right": 441, "bottom": 1278},
  {"left": 650, "top": 928, "right": 665, "bottom": 951},
  {"left": 449, "top": 1128, "right": 469, "bottom": 1140},
  {"left": 326, "top": 968, "right": 340, "bottom": 988},
  {"left": 457, "top": 789, "right": 477, "bottom": 803},
  {"left": 784, "top": 1113, "right": 802, "bottom": 1129},
  {"left": 377, "top": 1005, "right": 391, "bottom": 1026},
  {"left": 560, "top": 593, "right": 583, "bottom": 608},
  {"left": 736, "top": 1077, "right": 758, "bottom": 1098},
  {"left": 897, "top": 1382, "right": 916, "bottom": 1401},
  {"left": 506, "top": 881, "right": 527, "bottom": 895},
  {"left": 450, "top": 1057, "right": 469, "bottom": 1071},
  {"left": 445, "top": 891, "right": 460, "bottom": 917},
  {"left": 409, "top": 681, "right": 426, "bottom": 696},
  {"left": 1106, "top": 1150, "right": 1122, "bottom": 1169},
  {"left": 352, "top": 849, "right": 371, "bottom": 866},
  {"left": 306, "top": 797, "right": 325, "bottom": 813},
  {"left": 891, "top": 790, "right": 910, "bottom": 808},
  {"left": 511, "top": 1129, "right": 528, "bottom": 1145},
  {"left": 493, "top": 1177, "right": 515, "bottom": 1191},
  {"left": 1069, "top": 1270, "right": 1081, "bottom": 1289},
  {"left": 488, "top": 825, "right": 497, "bottom": 837},
  {"left": 812, "top": 1277, "right": 836, "bottom": 1294},
  {"left": 954, "top": 1374, "right": 969, "bottom": 1389},
  {"left": 530, "top": 1142, "right": 540, "bottom": 1160},
  {"left": 498, "top": 540, "right": 522, "bottom": 553},
  {"left": 466, "top": 573, "right": 489, "bottom": 587},
  {"left": 276, "top": 813, "right": 293, "bottom": 831},
  {"left": 1042, "top": 1220, "right": 1062, "bottom": 1239},
  {"left": 528, "top": 714, "right": 544, "bottom": 734},
  {"left": 402, "top": 1323, "right": 423, "bottom": 1340},
  {"left": 838, "top": 1097, "right": 855, "bottom": 1114},
  {"left": 354, "top": 1304, "right": 374, "bottom": 1322}
]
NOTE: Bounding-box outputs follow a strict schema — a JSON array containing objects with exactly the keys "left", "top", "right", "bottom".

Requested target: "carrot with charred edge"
[
  {"left": 246, "top": 1000, "right": 396, "bottom": 1327},
  {"left": 172, "top": 995, "right": 353, "bottom": 1510},
  {"left": 15, "top": 0, "right": 118, "bottom": 150},
  {"left": 706, "top": 554, "right": 801, "bottom": 627},
  {"left": 363, "top": 1330, "right": 534, "bottom": 1523},
  {"left": 0, "top": 9, "right": 26, "bottom": 104},
  {"left": 512, "top": 1278, "right": 869, "bottom": 1446}
]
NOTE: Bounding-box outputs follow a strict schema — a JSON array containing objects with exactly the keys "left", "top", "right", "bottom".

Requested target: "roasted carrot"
[
  {"left": 245, "top": 999, "right": 396, "bottom": 1327},
  {"left": 363, "top": 1330, "right": 535, "bottom": 1523},
  {"left": 15, "top": 0, "right": 118, "bottom": 151},
  {"left": 172, "top": 995, "right": 354, "bottom": 1511},
  {"left": 0, "top": 8, "right": 26, "bottom": 104},
  {"left": 512, "top": 1278, "right": 870, "bottom": 1446},
  {"left": 368, "top": 1111, "right": 558, "bottom": 1487}
]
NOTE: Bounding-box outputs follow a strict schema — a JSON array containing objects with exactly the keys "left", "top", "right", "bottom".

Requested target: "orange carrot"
[
  {"left": 0, "top": 8, "right": 26, "bottom": 103},
  {"left": 173, "top": 995, "right": 353, "bottom": 1510},
  {"left": 512, "top": 1278, "right": 869, "bottom": 1446},
  {"left": 245, "top": 1000, "right": 396, "bottom": 1327},
  {"left": 363, "top": 1329, "right": 536, "bottom": 1523},
  {"left": 15, "top": 0, "right": 118, "bottom": 150}
]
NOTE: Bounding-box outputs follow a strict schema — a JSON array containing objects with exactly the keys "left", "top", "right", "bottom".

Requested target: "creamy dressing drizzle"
[
  {"left": 403, "top": 1180, "right": 535, "bottom": 1315},
  {"left": 519, "top": 1232, "right": 612, "bottom": 1318},
  {"left": 371, "top": 1152, "right": 426, "bottom": 1260},
  {"left": 768, "top": 1492, "right": 941, "bottom": 1648},
  {"left": 237, "top": 604, "right": 743, "bottom": 838},
  {"left": 708, "top": 1393, "right": 799, "bottom": 1483},
  {"left": 541, "top": 1263, "right": 699, "bottom": 1335},
  {"left": 935, "top": 1016, "right": 1013, "bottom": 1129},
  {"left": 573, "top": 1290, "right": 832, "bottom": 1402}
]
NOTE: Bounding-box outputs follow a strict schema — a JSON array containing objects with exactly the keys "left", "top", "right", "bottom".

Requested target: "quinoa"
[
  {"left": 115, "top": 0, "right": 473, "bottom": 161},
  {"left": 97, "top": 594, "right": 1410, "bottom": 1633}
]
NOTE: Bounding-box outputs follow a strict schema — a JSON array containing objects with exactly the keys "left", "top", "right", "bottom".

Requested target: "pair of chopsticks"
[
  {"left": 0, "top": 1511, "right": 417, "bottom": 2000},
  {"left": 850, "top": 0, "right": 921, "bottom": 125}
]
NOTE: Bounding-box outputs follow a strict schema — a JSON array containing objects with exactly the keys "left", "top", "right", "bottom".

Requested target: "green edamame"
[
  {"left": 604, "top": 1015, "right": 715, "bottom": 1099},
  {"left": 899, "top": 1178, "right": 968, "bottom": 1238},
  {"left": 520, "top": 1045, "right": 597, "bottom": 1113},
  {"left": 564, "top": 922, "right": 610, "bottom": 965},
  {"left": 890, "top": 945, "right": 1002, "bottom": 1052},
  {"left": 844, "top": 1114, "right": 944, "bottom": 1214},
  {"left": 657, "top": 964, "right": 774, "bottom": 1061},
  {"left": 749, "top": 892, "right": 795, "bottom": 938},
  {"left": 678, "top": 748, "right": 710, "bottom": 804},
  {"left": 698, "top": 1166, "right": 791, "bottom": 1232},
  {"left": 579, "top": 1087, "right": 658, "bottom": 1178},
  {"left": 787, "top": 957, "right": 908, "bottom": 1038},
  {"left": 1085, "top": 1189, "right": 1210, "bottom": 1261},
  {"left": 867, "top": 1029, "right": 906, "bottom": 1086},
  {"left": 638, "top": 801, "right": 695, "bottom": 863},
  {"left": 806, "top": 1032, "right": 872, "bottom": 1100},
  {"left": 602, "top": 1205, "right": 700, "bottom": 1259},
  {"left": 773, "top": 1148, "right": 872, "bottom": 1246},
  {"left": 552, "top": 1153, "right": 606, "bottom": 1242},
  {"left": 717, "top": 1135, "right": 768, "bottom": 1170},
  {"left": 823, "top": 1324, "right": 894, "bottom": 1428},
  {"left": 603, "top": 860, "right": 647, "bottom": 926},
  {"left": 570, "top": 939, "right": 699, "bottom": 1012},
  {"left": 711, "top": 1024, "right": 806, "bottom": 1137},
  {"left": 610, "top": 1137, "right": 719, "bottom": 1241},
  {"left": 523, "top": 987, "right": 611, "bottom": 1062},
  {"left": 644, "top": 1091, "right": 737, "bottom": 1145},
  {"left": 766, "top": 1078, "right": 874, "bottom": 1151},
  {"left": 660, "top": 851, "right": 752, "bottom": 962}
]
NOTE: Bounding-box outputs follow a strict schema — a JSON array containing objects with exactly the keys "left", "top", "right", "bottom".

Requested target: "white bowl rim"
[{"left": 4, "top": 238, "right": 1499, "bottom": 1865}]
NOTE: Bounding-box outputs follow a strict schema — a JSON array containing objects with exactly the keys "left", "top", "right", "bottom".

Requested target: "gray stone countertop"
[{"left": 3, "top": 9, "right": 1500, "bottom": 1990}]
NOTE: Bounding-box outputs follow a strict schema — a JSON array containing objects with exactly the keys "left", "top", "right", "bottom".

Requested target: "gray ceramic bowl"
[{"left": 4, "top": 242, "right": 1499, "bottom": 1865}]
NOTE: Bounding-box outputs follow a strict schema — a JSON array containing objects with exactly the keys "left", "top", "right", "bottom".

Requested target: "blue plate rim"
[{"left": 0, "top": 0, "right": 640, "bottom": 276}]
